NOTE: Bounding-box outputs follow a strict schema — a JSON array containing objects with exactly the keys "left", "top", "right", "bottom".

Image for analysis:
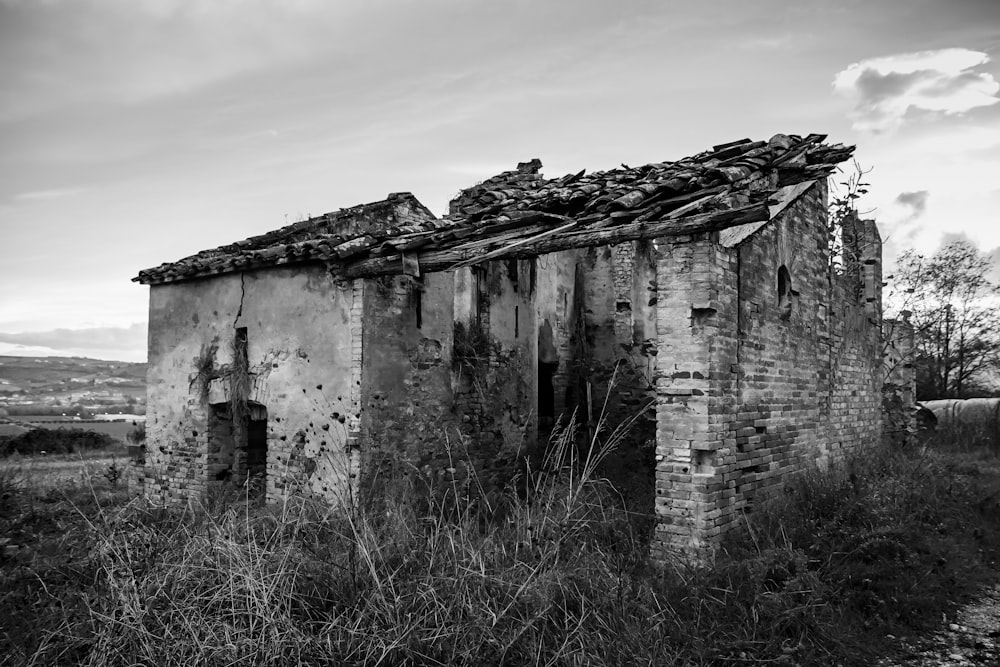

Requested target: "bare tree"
[{"left": 893, "top": 240, "right": 1000, "bottom": 399}]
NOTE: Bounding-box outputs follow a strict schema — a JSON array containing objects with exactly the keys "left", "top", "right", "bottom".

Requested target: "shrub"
[
  {"left": 126, "top": 422, "right": 146, "bottom": 445},
  {"left": 0, "top": 428, "right": 116, "bottom": 457}
]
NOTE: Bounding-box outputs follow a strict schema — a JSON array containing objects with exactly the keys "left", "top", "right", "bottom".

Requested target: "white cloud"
[
  {"left": 833, "top": 48, "right": 1000, "bottom": 132},
  {"left": 0, "top": 323, "right": 147, "bottom": 361},
  {"left": 13, "top": 187, "right": 87, "bottom": 202},
  {"left": 894, "top": 190, "right": 929, "bottom": 221}
]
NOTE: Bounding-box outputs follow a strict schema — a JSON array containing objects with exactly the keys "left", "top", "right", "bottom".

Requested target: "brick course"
[{"left": 650, "top": 182, "right": 895, "bottom": 559}]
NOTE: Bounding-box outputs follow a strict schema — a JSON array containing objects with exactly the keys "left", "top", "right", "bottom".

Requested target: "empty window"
[
  {"left": 777, "top": 265, "right": 792, "bottom": 320},
  {"left": 246, "top": 411, "right": 268, "bottom": 481},
  {"left": 412, "top": 276, "right": 425, "bottom": 329},
  {"left": 538, "top": 361, "right": 557, "bottom": 425}
]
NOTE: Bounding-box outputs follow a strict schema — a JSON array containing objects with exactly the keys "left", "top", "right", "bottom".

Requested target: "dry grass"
[
  {"left": 0, "top": 448, "right": 125, "bottom": 490},
  {"left": 1, "top": 427, "right": 1000, "bottom": 666}
]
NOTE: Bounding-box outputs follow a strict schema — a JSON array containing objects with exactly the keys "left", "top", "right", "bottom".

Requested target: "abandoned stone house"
[{"left": 133, "top": 133, "right": 912, "bottom": 556}]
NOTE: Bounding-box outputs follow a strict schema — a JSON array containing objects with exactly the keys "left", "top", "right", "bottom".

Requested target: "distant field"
[{"left": 20, "top": 420, "right": 137, "bottom": 443}]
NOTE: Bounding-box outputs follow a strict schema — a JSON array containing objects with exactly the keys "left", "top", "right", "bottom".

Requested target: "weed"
[
  {"left": 126, "top": 422, "right": 145, "bottom": 445},
  {"left": 103, "top": 461, "right": 123, "bottom": 488},
  {"left": 1, "top": 432, "right": 999, "bottom": 665}
]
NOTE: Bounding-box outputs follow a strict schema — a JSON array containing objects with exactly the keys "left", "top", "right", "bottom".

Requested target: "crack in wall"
[{"left": 233, "top": 272, "right": 246, "bottom": 329}]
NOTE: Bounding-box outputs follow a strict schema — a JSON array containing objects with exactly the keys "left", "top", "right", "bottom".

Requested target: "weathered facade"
[{"left": 134, "top": 133, "right": 913, "bottom": 555}]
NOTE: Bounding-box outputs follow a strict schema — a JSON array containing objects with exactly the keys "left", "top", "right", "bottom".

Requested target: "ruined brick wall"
[
  {"left": 558, "top": 244, "right": 659, "bottom": 429},
  {"left": 359, "top": 272, "right": 462, "bottom": 491},
  {"left": 576, "top": 246, "right": 619, "bottom": 426},
  {"left": 650, "top": 235, "right": 739, "bottom": 557},
  {"left": 882, "top": 316, "right": 916, "bottom": 445},
  {"left": 651, "top": 183, "right": 886, "bottom": 558},
  {"left": 451, "top": 259, "right": 539, "bottom": 490},
  {"left": 570, "top": 242, "right": 658, "bottom": 503},
  {"left": 535, "top": 250, "right": 583, "bottom": 429},
  {"left": 138, "top": 265, "right": 358, "bottom": 506},
  {"left": 824, "top": 214, "right": 884, "bottom": 462}
]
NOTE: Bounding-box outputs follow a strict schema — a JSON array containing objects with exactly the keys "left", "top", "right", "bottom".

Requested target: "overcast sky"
[{"left": 1, "top": 0, "right": 998, "bottom": 362}]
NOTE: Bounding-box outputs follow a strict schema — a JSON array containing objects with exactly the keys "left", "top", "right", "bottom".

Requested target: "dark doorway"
[
  {"left": 538, "top": 319, "right": 559, "bottom": 431},
  {"left": 245, "top": 403, "right": 268, "bottom": 498},
  {"left": 206, "top": 401, "right": 268, "bottom": 499},
  {"left": 247, "top": 418, "right": 267, "bottom": 476}
]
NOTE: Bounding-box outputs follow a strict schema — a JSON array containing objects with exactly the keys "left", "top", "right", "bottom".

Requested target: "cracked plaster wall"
[
  {"left": 359, "top": 271, "right": 463, "bottom": 492},
  {"left": 139, "top": 265, "right": 357, "bottom": 505}
]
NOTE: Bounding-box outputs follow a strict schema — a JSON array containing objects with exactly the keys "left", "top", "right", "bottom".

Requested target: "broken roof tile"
[{"left": 134, "top": 134, "right": 854, "bottom": 285}]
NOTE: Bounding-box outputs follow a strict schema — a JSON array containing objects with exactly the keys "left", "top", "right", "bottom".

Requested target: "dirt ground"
[{"left": 882, "top": 584, "right": 1000, "bottom": 666}]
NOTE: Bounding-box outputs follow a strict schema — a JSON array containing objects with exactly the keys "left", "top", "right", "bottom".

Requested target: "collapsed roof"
[{"left": 134, "top": 133, "right": 853, "bottom": 286}]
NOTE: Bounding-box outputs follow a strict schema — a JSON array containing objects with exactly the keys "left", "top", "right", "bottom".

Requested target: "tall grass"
[{"left": 2, "top": 429, "right": 1000, "bottom": 666}]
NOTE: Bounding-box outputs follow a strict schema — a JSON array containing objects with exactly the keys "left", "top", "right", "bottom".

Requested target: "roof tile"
[{"left": 135, "top": 134, "right": 854, "bottom": 285}]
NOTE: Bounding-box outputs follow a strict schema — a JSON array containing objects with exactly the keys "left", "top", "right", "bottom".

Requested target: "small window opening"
[
  {"left": 777, "top": 265, "right": 792, "bottom": 320},
  {"left": 413, "top": 277, "right": 424, "bottom": 329},
  {"left": 514, "top": 305, "right": 519, "bottom": 338},
  {"left": 538, "top": 361, "right": 557, "bottom": 426}
]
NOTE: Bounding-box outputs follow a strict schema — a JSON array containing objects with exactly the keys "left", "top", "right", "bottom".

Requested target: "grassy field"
[
  {"left": 0, "top": 447, "right": 127, "bottom": 489},
  {"left": 1, "top": 431, "right": 999, "bottom": 666}
]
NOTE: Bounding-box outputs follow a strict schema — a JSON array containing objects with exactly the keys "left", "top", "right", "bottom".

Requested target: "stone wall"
[
  {"left": 138, "top": 265, "right": 357, "bottom": 505},
  {"left": 650, "top": 235, "right": 738, "bottom": 556},
  {"left": 534, "top": 250, "right": 582, "bottom": 431},
  {"left": 359, "top": 271, "right": 463, "bottom": 493},
  {"left": 569, "top": 241, "right": 658, "bottom": 504},
  {"left": 451, "top": 259, "right": 539, "bottom": 492},
  {"left": 650, "top": 183, "right": 888, "bottom": 559},
  {"left": 882, "top": 316, "right": 916, "bottom": 445}
]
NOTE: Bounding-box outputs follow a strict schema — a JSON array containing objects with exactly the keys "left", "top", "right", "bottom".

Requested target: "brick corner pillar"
[{"left": 650, "top": 236, "right": 738, "bottom": 562}]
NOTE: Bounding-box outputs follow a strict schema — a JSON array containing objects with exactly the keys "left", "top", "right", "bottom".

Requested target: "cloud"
[
  {"left": 895, "top": 190, "right": 929, "bottom": 219},
  {"left": 0, "top": 323, "right": 146, "bottom": 361},
  {"left": 13, "top": 187, "right": 87, "bottom": 202},
  {"left": 940, "top": 231, "right": 974, "bottom": 247},
  {"left": 833, "top": 48, "right": 1000, "bottom": 132},
  {"left": 0, "top": 0, "right": 369, "bottom": 119}
]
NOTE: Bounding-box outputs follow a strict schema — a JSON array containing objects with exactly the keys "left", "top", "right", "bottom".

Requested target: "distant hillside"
[{"left": 0, "top": 356, "right": 146, "bottom": 410}]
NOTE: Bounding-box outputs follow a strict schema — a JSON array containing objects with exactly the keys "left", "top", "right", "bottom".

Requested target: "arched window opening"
[{"left": 777, "top": 265, "right": 793, "bottom": 320}]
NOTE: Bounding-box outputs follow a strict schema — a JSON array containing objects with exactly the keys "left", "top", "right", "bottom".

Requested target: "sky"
[{"left": 1, "top": 0, "right": 998, "bottom": 362}]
